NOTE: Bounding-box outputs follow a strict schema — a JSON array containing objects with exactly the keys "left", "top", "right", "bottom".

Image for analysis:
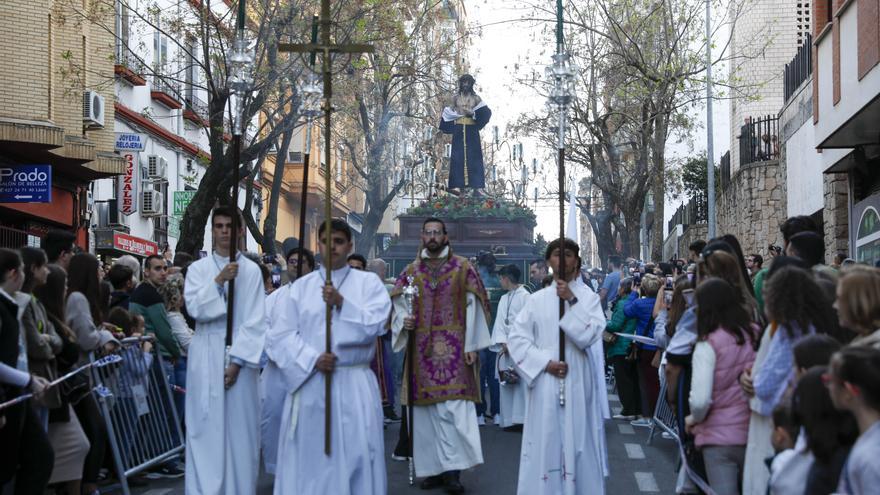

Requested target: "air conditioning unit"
[
  {"left": 83, "top": 90, "right": 105, "bottom": 128},
  {"left": 141, "top": 189, "right": 163, "bottom": 217},
  {"left": 146, "top": 155, "right": 168, "bottom": 180}
]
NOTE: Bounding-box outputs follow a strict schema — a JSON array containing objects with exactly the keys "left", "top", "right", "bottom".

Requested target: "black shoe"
[
  {"left": 443, "top": 471, "right": 464, "bottom": 494},
  {"left": 127, "top": 475, "right": 149, "bottom": 487},
  {"left": 392, "top": 443, "right": 411, "bottom": 460},
  {"left": 144, "top": 463, "right": 185, "bottom": 479},
  {"left": 384, "top": 405, "right": 402, "bottom": 423},
  {"left": 420, "top": 474, "right": 445, "bottom": 490}
]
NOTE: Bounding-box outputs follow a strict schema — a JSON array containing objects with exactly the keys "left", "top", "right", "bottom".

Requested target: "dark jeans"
[
  {"left": 171, "top": 357, "right": 187, "bottom": 429},
  {"left": 609, "top": 355, "right": 641, "bottom": 416},
  {"left": 475, "top": 349, "right": 499, "bottom": 418},
  {"left": 381, "top": 338, "right": 396, "bottom": 409},
  {"left": 73, "top": 394, "right": 107, "bottom": 484},
  {"left": 0, "top": 401, "right": 54, "bottom": 493},
  {"left": 636, "top": 349, "right": 660, "bottom": 417}
]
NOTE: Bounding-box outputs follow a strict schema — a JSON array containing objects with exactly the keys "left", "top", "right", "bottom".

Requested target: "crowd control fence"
[{"left": 89, "top": 336, "right": 184, "bottom": 495}]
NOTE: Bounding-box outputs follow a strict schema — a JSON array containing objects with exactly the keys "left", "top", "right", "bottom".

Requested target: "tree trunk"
[
  {"left": 582, "top": 206, "right": 617, "bottom": 270},
  {"left": 620, "top": 205, "right": 643, "bottom": 261},
  {"left": 261, "top": 129, "right": 294, "bottom": 255},
  {"left": 356, "top": 208, "right": 384, "bottom": 259},
  {"left": 650, "top": 115, "right": 669, "bottom": 263},
  {"left": 176, "top": 155, "right": 228, "bottom": 255}
]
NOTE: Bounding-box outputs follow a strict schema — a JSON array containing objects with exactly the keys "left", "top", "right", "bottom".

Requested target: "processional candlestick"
[{"left": 546, "top": 0, "right": 577, "bottom": 407}]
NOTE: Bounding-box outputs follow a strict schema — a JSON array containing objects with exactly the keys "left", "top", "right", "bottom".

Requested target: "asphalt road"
[{"left": 128, "top": 390, "right": 678, "bottom": 494}]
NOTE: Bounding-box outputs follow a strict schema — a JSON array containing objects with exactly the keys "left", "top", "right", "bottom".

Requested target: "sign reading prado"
[{"left": 0, "top": 165, "right": 52, "bottom": 203}]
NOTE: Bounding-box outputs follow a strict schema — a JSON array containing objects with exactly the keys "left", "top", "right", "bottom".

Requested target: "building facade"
[
  {"left": 91, "top": 0, "right": 258, "bottom": 262},
  {"left": 813, "top": 0, "right": 880, "bottom": 265},
  {"left": 0, "top": 0, "right": 125, "bottom": 250}
]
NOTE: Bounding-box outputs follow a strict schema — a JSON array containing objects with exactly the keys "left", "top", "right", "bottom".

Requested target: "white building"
[
  {"left": 812, "top": 0, "right": 880, "bottom": 264},
  {"left": 92, "top": 0, "right": 258, "bottom": 263},
  {"left": 729, "top": 0, "right": 811, "bottom": 172}
]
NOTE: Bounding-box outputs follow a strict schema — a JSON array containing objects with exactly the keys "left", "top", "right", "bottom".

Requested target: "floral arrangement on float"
[{"left": 406, "top": 195, "right": 537, "bottom": 228}]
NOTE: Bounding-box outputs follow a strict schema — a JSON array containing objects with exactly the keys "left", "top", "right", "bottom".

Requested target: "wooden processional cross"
[{"left": 278, "top": 0, "right": 373, "bottom": 456}]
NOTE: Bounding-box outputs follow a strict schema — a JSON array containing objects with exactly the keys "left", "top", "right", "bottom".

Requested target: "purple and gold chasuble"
[{"left": 392, "top": 254, "right": 490, "bottom": 406}]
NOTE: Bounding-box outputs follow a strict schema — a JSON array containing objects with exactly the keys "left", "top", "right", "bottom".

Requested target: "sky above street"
[{"left": 467, "top": 0, "right": 731, "bottom": 248}]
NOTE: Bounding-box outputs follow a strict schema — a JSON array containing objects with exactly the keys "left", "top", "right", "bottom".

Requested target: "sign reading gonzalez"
[
  {"left": 119, "top": 153, "right": 138, "bottom": 216},
  {"left": 0, "top": 165, "right": 52, "bottom": 203},
  {"left": 113, "top": 232, "right": 158, "bottom": 256},
  {"left": 114, "top": 133, "right": 147, "bottom": 152}
]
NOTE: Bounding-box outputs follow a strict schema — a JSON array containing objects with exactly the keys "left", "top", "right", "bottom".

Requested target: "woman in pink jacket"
[{"left": 686, "top": 277, "right": 757, "bottom": 495}]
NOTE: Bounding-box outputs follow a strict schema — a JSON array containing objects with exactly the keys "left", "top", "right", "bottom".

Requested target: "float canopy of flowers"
[{"left": 406, "top": 195, "right": 537, "bottom": 228}]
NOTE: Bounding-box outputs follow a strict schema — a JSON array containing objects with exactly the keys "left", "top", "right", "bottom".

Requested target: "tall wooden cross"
[{"left": 278, "top": 0, "right": 373, "bottom": 457}]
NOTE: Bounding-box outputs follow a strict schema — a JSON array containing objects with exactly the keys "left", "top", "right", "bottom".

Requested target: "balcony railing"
[
  {"left": 114, "top": 47, "right": 147, "bottom": 86},
  {"left": 668, "top": 192, "right": 708, "bottom": 234},
  {"left": 150, "top": 75, "right": 183, "bottom": 109},
  {"left": 738, "top": 115, "right": 779, "bottom": 167},
  {"left": 0, "top": 225, "right": 39, "bottom": 249},
  {"left": 784, "top": 33, "right": 813, "bottom": 103},
  {"left": 183, "top": 93, "right": 209, "bottom": 125}
]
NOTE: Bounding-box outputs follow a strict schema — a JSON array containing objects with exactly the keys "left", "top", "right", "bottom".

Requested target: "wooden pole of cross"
[{"left": 278, "top": 0, "right": 373, "bottom": 457}]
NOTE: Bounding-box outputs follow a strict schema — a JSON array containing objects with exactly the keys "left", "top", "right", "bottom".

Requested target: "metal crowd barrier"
[
  {"left": 89, "top": 336, "right": 184, "bottom": 495},
  {"left": 647, "top": 376, "right": 716, "bottom": 494},
  {"left": 647, "top": 381, "right": 677, "bottom": 445}
]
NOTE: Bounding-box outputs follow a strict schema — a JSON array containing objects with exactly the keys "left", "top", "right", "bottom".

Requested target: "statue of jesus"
[{"left": 439, "top": 74, "right": 492, "bottom": 193}]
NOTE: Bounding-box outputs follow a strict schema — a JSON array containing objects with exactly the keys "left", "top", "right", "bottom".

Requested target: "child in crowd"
[
  {"left": 792, "top": 367, "right": 858, "bottom": 495},
  {"left": 686, "top": 278, "right": 756, "bottom": 495},
  {"left": 767, "top": 402, "right": 809, "bottom": 494},
  {"left": 827, "top": 346, "right": 880, "bottom": 494}
]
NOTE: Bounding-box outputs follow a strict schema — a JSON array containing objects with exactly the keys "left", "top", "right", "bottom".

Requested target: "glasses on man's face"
[{"left": 422, "top": 230, "right": 444, "bottom": 238}]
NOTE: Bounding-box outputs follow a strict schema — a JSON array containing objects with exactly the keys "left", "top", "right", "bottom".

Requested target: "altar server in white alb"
[
  {"left": 490, "top": 263, "right": 530, "bottom": 429},
  {"left": 259, "top": 242, "right": 314, "bottom": 475},
  {"left": 508, "top": 238, "right": 608, "bottom": 495},
  {"left": 183, "top": 205, "right": 267, "bottom": 494},
  {"left": 266, "top": 219, "right": 390, "bottom": 494}
]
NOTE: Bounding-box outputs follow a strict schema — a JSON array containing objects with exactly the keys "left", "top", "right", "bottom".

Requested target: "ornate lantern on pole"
[
  {"left": 224, "top": 0, "right": 255, "bottom": 366},
  {"left": 546, "top": 0, "right": 578, "bottom": 407}
]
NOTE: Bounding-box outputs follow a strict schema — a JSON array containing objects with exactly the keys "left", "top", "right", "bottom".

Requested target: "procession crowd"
[
  {"left": 1, "top": 208, "right": 879, "bottom": 495},
  {"left": 595, "top": 216, "right": 880, "bottom": 495}
]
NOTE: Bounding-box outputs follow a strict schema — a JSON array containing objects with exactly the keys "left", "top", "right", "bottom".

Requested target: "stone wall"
[
  {"left": 717, "top": 160, "right": 786, "bottom": 255},
  {"left": 678, "top": 224, "right": 709, "bottom": 259},
  {"left": 824, "top": 173, "right": 850, "bottom": 262}
]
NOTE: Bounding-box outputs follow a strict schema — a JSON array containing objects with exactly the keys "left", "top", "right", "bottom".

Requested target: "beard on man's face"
[{"left": 425, "top": 238, "right": 448, "bottom": 254}]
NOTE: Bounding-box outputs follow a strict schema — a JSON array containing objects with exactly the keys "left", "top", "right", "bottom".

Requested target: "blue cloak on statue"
[{"left": 439, "top": 101, "right": 492, "bottom": 189}]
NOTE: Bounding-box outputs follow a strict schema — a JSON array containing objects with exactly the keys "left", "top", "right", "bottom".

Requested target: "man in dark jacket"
[
  {"left": 129, "top": 255, "right": 180, "bottom": 360},
  {"left": 128, "top": 254, "right": 184, "bottom": 477}
]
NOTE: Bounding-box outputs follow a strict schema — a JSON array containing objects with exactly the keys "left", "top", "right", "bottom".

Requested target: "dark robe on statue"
[{"left": 439, "top": 102, "right": 492, "bottom": 189}]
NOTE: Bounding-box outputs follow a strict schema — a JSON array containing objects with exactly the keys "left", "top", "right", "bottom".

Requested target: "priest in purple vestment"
[{"left": 391, "top": 217, "right": 492, "bottom": 494}]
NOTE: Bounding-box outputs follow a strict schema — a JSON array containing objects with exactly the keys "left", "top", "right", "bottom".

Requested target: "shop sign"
[
  {"left": 119, "top": 153, "right": 138, "bottom": 216},
  {"left": 113, "top": 232, "right": 158, "bottom": 257},
  {"left": 173, "top": 190, "right": 196, "bottom": 216},
  {"left": 114, "top": 133, "right": 147, "bottom": 152},
  {"left": 168, "top": 215, "right": 180, "bottom": 239},
  {"left": 0, "top": 165, "right": 52, "bottom": 203}
]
